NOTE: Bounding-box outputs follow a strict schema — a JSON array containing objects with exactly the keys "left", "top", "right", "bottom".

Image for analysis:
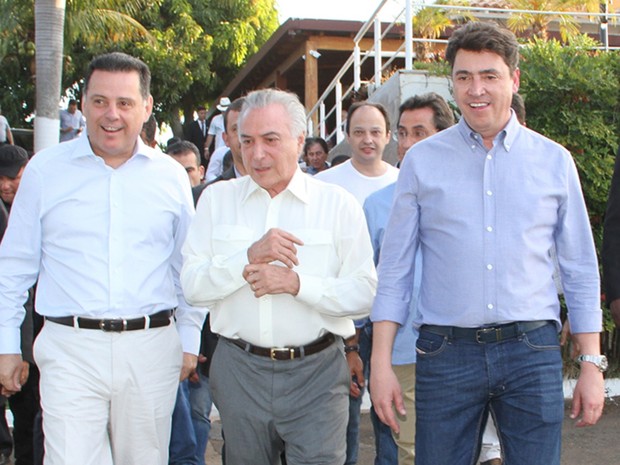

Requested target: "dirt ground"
[{"left": 205, "top": 396, "right": 620, "bottom": 465}]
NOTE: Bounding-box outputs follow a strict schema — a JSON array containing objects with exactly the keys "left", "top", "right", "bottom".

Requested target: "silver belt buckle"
[{"left": 99, "top": 319, "right": 127, "bottom": 332}]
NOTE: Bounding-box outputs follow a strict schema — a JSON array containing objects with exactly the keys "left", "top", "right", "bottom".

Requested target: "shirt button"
[
  {"left": 487, "top": 304, "right": 494, "bottom": 310},
  {"left": 486, "top": 155, "right": 492, "bottom": 160},
  {"left": 486, "top": 190, "right": 493, "bottom": 196},
  {"left": 487, "top": 264, "right": 493, "bottom": 270},
  {"left": 486, "top": 226, "right": 493, "bottom": 232}
]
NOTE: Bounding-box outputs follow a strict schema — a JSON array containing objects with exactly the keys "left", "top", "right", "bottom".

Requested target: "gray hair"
[{"left": 238, "top": 89, "right": 307, "bottom": 139}]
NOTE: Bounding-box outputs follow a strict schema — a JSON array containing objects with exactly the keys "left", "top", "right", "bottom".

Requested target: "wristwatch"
[
  {"left": 576, "top": 355, "right": 608, "bottom": 372},
  {"left": 344, "top": 344, "right": 360, "bottom": 354}
]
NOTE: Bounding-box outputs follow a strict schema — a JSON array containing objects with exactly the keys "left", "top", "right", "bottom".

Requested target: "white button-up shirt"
[
  {"left": 181, "top": 169, "right": 376, "bottom": 347},
  {"left": 0, "top": 135, "right": 206, "bottom": 355}
]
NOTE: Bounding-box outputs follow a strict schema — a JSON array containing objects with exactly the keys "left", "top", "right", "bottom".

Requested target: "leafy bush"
[{"left": 519, "top": 35, "right": 620, "bottom": 332}]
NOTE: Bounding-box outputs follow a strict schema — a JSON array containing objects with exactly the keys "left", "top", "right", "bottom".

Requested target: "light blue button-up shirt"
[
  {"left": 372, "top": 114, "right": 601, "bottom": 334},
  {"left": 364, "top": 183, "right": 420, "bottom": 365}
]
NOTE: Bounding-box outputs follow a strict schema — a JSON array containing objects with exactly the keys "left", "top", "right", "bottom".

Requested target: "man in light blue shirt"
[
  {"left": 371, "top": 22, "right": 604, "bottom": 465},
  {"left": 365, "top": 92, "right": 454, "bottom": 465},
  {"left": 59, "top": 99, "right": 86, "bottom": 142}
]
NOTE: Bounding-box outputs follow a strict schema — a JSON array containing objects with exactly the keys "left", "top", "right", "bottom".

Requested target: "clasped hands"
[{"left": 243, "top": 228, "right": 303, "bottom": 298}]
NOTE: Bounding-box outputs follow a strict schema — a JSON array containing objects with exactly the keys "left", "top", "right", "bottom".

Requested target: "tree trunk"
[{"left": 34, "top": 0, "right": 66, "bottom": 152}]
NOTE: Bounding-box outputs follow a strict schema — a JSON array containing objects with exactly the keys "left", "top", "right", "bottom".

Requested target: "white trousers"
[{"left": 34, "top": 321, "right": 182, "bottom": 465}]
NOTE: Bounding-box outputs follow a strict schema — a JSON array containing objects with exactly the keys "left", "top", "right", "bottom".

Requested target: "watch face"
[{"left": 578, "top": 355, "right": 608, "bottom": 372}]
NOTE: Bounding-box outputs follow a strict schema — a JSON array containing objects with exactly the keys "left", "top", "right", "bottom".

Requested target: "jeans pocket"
[
  {"left": 415, "top": 330, "right": 448, "bottom": 357},
  {"left": 522, "top": 324, "right": 561, "bottom": 351}
]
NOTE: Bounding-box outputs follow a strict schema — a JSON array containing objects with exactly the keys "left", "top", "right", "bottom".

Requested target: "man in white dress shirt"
[
  {"left": 0, "top": 52, "right": 206, "bottom": 465},
  {"left": 181, "top": 88, "right": 376, "bottom": 465}
]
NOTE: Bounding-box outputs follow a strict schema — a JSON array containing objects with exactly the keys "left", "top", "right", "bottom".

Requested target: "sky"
[{"left": 276, "top": 0, "right": 406, "bottom": 24}]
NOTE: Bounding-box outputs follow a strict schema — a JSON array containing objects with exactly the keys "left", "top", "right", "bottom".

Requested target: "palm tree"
[
  {"left": 506, "top": 0, "right": 608, "bottom": 42},
  {"left": 33, "top": 0, "right": 152, "bottom": 152},
  {"left": 411, "top": 0, "right": 473, "bottom": 62},
  {"left": 34, "top": 0, "right": 66, "bottom": 152}
]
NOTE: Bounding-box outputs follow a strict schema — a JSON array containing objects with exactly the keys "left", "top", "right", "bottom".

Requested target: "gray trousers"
[{"left": 211, "top": 337, "right": 350, "bottom": 465}]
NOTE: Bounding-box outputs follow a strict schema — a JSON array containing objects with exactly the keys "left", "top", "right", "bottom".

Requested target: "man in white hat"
[{"left": 204, "top": 97, "right": 231, "bottom": 160}]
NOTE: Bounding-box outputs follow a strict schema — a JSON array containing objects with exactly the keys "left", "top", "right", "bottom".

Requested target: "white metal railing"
[{"left": 306, "top": 0, "right": 620, "bottom": 142}]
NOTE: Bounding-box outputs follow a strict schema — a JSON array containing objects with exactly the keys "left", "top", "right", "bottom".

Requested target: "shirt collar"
[
  {"left": 68, "top": 133, "right": 156, "bottom": 162},
  {"left": 457, "top": 110, "right": 521, "bottom": 153},
  {"left": 241, "top": 167, "right": 310, "bottom": 205}
]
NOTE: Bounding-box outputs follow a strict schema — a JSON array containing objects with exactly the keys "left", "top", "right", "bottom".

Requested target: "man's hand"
[
  {"left": 369, "top": 363, "right": 405, "bottom": 433},
  {"left": 247, "top": 228, "right": 303, "bottom": 268},
  {"left": 188, "top": 354, "right": 207, "bottom": 383},
  {"left": 570, "top": 362, "right": 605, "bottom": 427},
  {"left": 346, "top": 351, "right": 364, "bottom": 398},
  {"left": 610, "top": 299, "right": 620, "bottom": 327},
  {"left": 570, "top": 332, "right": 605, "bottom": 427},
  {"left": 19, "top": 361, "right": 30, "bottom": 387},
  {"left": 243, "top": 263, "right": 300, "bottom": 297},
  {"left": 180, "top": 353, "right": 199, "bottom": 382},
  {"left": 0, "top": 354, "right": 24, "bottom": 396}
]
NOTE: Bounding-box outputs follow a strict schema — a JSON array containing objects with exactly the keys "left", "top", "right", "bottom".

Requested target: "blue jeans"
[
  {"left": 415, "top": 322, "right": 563, "bottom": 465},
  {"left": 169, "top": 381, "right": 199, "bottom": 465},
  {"left": 346, "top": 322, "right": 398, "bottom": 465},
  {"left": 188, "top": 372, "right": 213, "bottom": 465}
]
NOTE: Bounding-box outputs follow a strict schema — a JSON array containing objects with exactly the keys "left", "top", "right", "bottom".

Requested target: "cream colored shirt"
[{"left": 181, "top": 168, "right": 376, "bottom": 347}]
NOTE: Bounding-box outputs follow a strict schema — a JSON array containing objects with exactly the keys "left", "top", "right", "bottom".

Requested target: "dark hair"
[
  {"left": 511, "top": 92, "right": 526, "bottom": 125},
  {"left": 303, "top": 137, "right": 329, "bottom": 157},
  {"left": 166, "top": 140, "right": 201, "bottom": 167},
  {"left": 223, "top": 97, "right": 246, "bottom": 133},
  {"left": 330, "top": 154, "right": 350, "bottom": 167},
  {"left": 398, "top": 92, "right": 455, "bottom": 131},
  {"left": 445, "top": 22, "right": 520, "bottom": 73},
  {"left": 68, "top": 99, "right": 78, "bottom": 107},
  {"left": 84, "top": 52, "right": 151, "bottom": 100},
  {"left": 346, "top": 102, "right": 390, "bottom": 135},
  {"left": 141, "top": 114, "right": 157, "bottom": 144},
  {"left": 196, "top": 105, "right": 206, "bottom": 112}
]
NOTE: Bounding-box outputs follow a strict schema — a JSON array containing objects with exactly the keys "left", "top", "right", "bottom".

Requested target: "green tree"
[
  {"left": 411, "top": 0, "right": 472, "bottom": 62},
  {"left": 506, "top": 0, "right": 604, "bottom": 42},
  {"left": 519, "top": 36, "right": 620, "bottom": 331},
  {"left": 0, "top": 0, "right": 278, "bottom": 140}
]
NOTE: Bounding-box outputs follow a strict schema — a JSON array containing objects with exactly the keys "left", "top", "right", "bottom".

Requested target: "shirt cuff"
[
  {"left": 176, "top": 323, "right": 202, "bottom": 356},
  {"left": 0, "top": 327, "right": 22, "bottom": 355},
  {"left": 371, "top": 293, "right": 410, "bottom": 326},
  {"left": 295, "top": 274, "right": 322, "bottom": 307}
]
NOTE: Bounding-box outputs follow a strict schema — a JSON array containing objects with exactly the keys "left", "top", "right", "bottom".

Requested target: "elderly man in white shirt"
[{"left": 181, "top": 88, "right": 376, "bottom": 465}]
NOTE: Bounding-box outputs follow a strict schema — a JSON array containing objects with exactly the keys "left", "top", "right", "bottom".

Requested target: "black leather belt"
[
  {"left": 45, "top": 309, "right": 173, "bottom": 332},
  {"left": 227, "top": 333, "right": 336, "bottom": 360},
  {"left": 422, "top": 320, "right": 551, "bottom": 343}
]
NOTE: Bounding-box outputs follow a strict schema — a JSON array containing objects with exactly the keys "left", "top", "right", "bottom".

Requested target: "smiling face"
[
  {"left": 82, "top": 70, "right": 153, "bottom": 165},
  {"left": 452, "top": 49, "right": 519, "bottom": 147},
  {"left": 240, "top": 103, "right": 304, "bottom": 197}
]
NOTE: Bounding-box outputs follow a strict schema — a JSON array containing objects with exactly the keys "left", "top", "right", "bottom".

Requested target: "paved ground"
[{"left": 205, "top": 396, "right": 620, "bottom": 464}]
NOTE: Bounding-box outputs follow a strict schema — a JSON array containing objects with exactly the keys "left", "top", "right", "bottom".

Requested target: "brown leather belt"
[
  {"left": 45, "top": 309, "right": 173, "bottom": 332},
  {"left": 227, "top": 333, "right": 336, "bottom": 360}
]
